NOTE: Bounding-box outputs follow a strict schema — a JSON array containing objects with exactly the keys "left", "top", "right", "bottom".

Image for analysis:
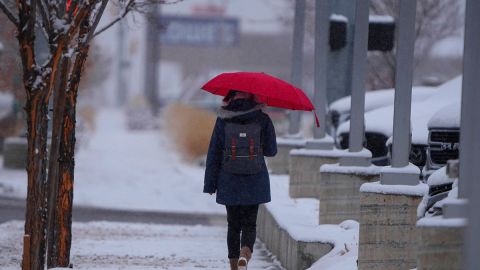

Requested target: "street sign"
[{"left": 160, "top": 15, "right": 239, "bottom": 47}]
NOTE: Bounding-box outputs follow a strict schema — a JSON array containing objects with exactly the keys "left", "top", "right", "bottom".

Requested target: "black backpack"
[{"left": 223, "top": 121, "right": 263, "bottom": 175}]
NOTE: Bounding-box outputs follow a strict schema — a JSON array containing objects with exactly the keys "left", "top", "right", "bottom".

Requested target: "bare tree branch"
[
  {"left": 65, "top": 1, "right": 96, "bottom": 42},
  {"left": 85, "top": 0, "right": 109, "bottom": 43},
  {"left": 91, "top": 0, "right": 183, "bottom": 39},
  {"left": 91, "top": 0, "right": 136, "bottom": 38},
  {"left": 37, "top": 0, "right": 52, "bottom": 35},
  {"left": 0, "top": 0, "right": 19, "bottom": 27}
]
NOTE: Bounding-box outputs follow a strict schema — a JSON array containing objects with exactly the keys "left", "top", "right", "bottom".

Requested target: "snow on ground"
[
  {"left": 268, "top": 175, "right": 359, "bottom": 270},
  {"left": 0, "top": 108, "right": 360, "bottom": 269},
  {"left": 0, "top": 109, "right": 224, "bottom": 215},
  {"left": 0, "top": 220, "right": 282, "bottom": 270}
]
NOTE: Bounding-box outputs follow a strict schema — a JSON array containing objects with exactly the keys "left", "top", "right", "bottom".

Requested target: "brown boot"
[
  {"left": 238, "top": 247, "right": 252, "bottom": 269},
  {"left": 229, "top": 258, "right": 238, "bottom": 270}
]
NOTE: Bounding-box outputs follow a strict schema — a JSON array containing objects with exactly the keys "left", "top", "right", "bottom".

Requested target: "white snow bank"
[
  {"left": 417, "top": 216, "right": 467, "bottom": 227},
  {"left": 360, "top": 181, "right": 428, "bottom": 196},
  {"left": 268, "top": 175, "right": 359, "bottom": 269},
  {"left": 320, "top": 163, "right": 381, "bottom": 175}
]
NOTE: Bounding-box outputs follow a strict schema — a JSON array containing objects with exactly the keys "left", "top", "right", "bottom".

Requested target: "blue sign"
[{"left": 160, "top": 15, "right": 239, "bottom": 47}]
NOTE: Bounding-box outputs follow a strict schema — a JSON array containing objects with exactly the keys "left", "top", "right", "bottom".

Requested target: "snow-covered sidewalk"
[
  {"left": 0, "top": 220, "right": 282, "bottom": 269},
  {"left": 0, "top": 109, "right": 224, "bottom": 214}
]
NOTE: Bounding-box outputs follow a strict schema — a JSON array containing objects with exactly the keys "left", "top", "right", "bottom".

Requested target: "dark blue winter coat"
[{"left": 203, "top": 106, "right": 277, "bottom": 205}]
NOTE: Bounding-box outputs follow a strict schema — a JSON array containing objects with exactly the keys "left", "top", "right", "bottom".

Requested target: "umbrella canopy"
[{"left": 201, "top": 72, "right": 315, "bottom": 111}]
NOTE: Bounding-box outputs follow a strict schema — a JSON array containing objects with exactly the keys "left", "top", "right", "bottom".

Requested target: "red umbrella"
[{"left": 201, "top": 72, "right": 319, "bottom": 126}]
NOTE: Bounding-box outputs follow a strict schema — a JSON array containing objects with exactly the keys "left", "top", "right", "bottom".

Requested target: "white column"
[
  {"left": 380, "top": 0, "right": 419, "bottom": 185},
  {"left": 307, "top": 0, "right": 334, "bottom": 150},
  {"left": 390, "top": 0, "right": 417, "bottom": 168},
  {"left": 288, "top": 0, "right": 306, "bottom": 136},
  {"left": 460, "top": 0, "right": 480, "bottom": 269},
  {"left": 338, "top": 0, "right": 371, "bottom": 166},
  {"left": 347, "top": 0, "right": 369, "bottom": 153}
]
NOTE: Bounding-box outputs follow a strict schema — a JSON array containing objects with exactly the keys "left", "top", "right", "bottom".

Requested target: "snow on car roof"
[
  {"left": 329, "top": 86, "right": 435, "bottom": 115},
  {"left": 337, "top": 76, "right": 462, "bottom": 145},
  {"left": 427, "top": 102, "right": 461, "bottom": 129}
]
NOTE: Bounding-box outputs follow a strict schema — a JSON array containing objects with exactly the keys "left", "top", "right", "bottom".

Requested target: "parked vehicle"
[
  {"left": 418, "top": 165, "right": 456, "bottom": 217},
  {"left": 336, "top": 76, "right": 461, "bottom": 168},
  {"left": 424, "top": 102, "right": 461, "bottom": 177},
  {"left": 327, "top": 87, "right": 434, "bottom": 139}
]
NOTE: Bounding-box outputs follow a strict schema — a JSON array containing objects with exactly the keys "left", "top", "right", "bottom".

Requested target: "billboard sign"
[{"left": 160, "top": 15, "right": 239, "bottom": 47}]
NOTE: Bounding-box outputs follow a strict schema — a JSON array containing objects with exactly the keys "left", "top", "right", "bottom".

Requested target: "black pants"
[{"left": 226, "top": 204, "right": 259, "bottom": 259}]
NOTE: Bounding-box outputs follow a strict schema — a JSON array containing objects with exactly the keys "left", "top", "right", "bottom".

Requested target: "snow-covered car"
[
  {"left": 327, "top": 86, "right": 434, "bottom": 138},
  {"left": 424, "top": 102, "right": 461, "bottom": 176},
  {"left": 336, "top": 76, "right": 461, "bottom": 167},
  {"left": 418, "top": 165, "right": 456, "bottom": 217}
]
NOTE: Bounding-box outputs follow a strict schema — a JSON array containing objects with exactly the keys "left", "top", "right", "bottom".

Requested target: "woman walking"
[{"left": 203, "top": 90, "right": 277, "bottom": 270}]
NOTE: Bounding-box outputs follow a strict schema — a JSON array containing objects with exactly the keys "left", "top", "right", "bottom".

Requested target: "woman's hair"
[
  {"left": 223, "top": 90, "right": 239, "bottom": 103},
  {"left": 223, "top": 90, "right": 257, "bottom": 104}
]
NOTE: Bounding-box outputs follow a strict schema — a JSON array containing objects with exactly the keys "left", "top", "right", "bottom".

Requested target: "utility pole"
[
  {"left": 143, "top": 4, "right": 161, "bottom": 116},
  {"left": 288, "top": 0, "right": 306, "bottom": 136}
]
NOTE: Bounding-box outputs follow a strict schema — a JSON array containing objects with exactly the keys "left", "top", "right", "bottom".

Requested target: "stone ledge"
[
  {"left": 257, "top": 204, "right": 333, "bottom": 270},
  {"left": 416, "top": 216, "right": 466, "bottom": 270},
  {"left": 289, "top": 153, "right": 339, "bottom": 198},
  {"left": 318, "top": 165, "right": 380, "bottom": 224},
  {"left": 268, "top": 139, "right": 306, "bottom": 175},
  {"left": 358, "top": 187, "right": 425, "bottom": 270}
]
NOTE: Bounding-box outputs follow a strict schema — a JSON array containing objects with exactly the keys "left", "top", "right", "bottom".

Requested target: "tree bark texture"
[
  {"left": 49, "top": 42, "right": 91, "bottom": 268},
  {"left": 46, "top": 56, "right": 70, "bottom": 269}
]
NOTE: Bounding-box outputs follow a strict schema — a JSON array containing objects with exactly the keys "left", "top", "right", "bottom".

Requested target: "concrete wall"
[
  {"left": 289, "top": 154, "right": 338, "bottom": 198},
  {"left": 257, "top": 205, "right": 333, "bottom": 270},
  {"left": 318, "top": 171, "right": 379, "bottom": 224},
  {"left": 416, "top": 224, "right": 465, "bottom": 270},
  {"left": 289, "top": 154, "right": 339, "bottom": 198},
  {"left": 358, "top": 191, "right": 422, "bottom": 270},
  {"left": 267, "top": 141, "right": 305, "bottom": 175}
]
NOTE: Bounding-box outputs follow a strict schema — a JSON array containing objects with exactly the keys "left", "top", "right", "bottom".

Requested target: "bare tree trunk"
[
  {"left": 49, "top": 44, "right": 90, "bottom": 267},
  {"left": 23, "top": 89, "right": 49, "bottom": 270},
  {"left": 46, "top": 56, "right": 70, "bottom": 268}
]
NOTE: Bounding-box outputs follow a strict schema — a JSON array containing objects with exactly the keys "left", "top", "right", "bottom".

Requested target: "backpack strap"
[
  {"left": 231, "top": 137, "right": 237, "bottom": 160},
  {"left": 249, "top": 138, "right": 254, "bottom": 160}
]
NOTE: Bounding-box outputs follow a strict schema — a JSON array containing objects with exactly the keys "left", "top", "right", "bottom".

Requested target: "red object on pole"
[{"left": 201, "top": 72, "right": 319, "bottom": 127}]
